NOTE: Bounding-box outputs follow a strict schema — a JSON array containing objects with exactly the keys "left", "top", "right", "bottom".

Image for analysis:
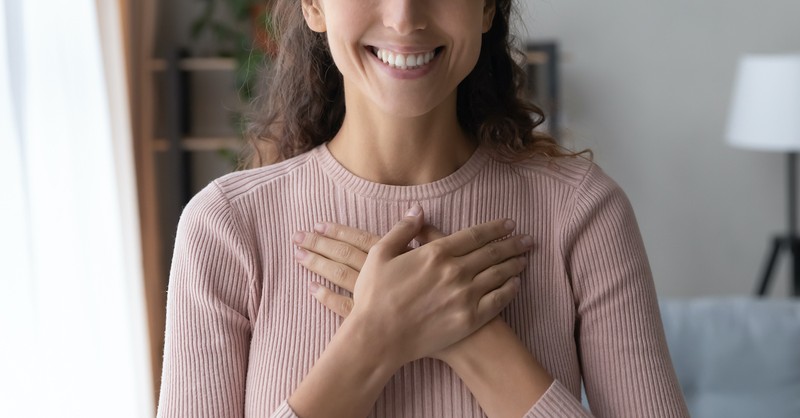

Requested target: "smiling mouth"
[{"left": 368, "top": 46, "right": 443, "bottom": 70}]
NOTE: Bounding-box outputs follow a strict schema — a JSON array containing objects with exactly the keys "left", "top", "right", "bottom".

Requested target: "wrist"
[
  {"left": 435, "top": 317, "right": 505, "bottom": 365},
  {"left": 288, "top": 311, "right": 405, "bottom": 418},
  {"left": 344, "top": 309, "right": 408, "bottom": 370},
  {"left": 437, "top": 317, "right": 554, "bottom": 417}
]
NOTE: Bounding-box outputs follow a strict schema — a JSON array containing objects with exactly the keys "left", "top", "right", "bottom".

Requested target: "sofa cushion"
[{"left": 659, "top": 297, "right": 800, "bottom": 418}]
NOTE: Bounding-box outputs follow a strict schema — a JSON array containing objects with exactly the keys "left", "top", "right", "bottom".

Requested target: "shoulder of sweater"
[
  {"left": 505, "top": 153, "right": 619, "bottom": 194},
  {"left": 207, "top": 150, "right": 318, "bottom": 203}
]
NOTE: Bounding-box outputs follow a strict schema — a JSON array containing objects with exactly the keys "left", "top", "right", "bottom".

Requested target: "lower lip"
[{"left": 366, "top": 47, "right": 440, "bottom": 80}]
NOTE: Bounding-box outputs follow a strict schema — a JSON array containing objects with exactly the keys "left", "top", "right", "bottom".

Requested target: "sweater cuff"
[
  {"left": 270, "top": 400, "right": 301, "bottom": 418},
  {"left": 523, "top": 380, "right": 593, "bottom": 417}
]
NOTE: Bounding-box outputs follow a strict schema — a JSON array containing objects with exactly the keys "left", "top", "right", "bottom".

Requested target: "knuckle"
[
  {"left": 489, "top": 264, "right": 506, "bottom": 280},
  {"left": 332, "top": 265, "right": 348, "bottom": 284},
  {"left": 500, "top": 257, "right": 525, "bottom": 277},
  {"left": 517, "top": 256, "right": 528, "bottom": 269},
  {"left": 427, "top": 242, "right": 447, "bottom": 260},
  {"left": 485, "top": 244, "right": 500, "bottom": 261},
  {"left": 468, "top": 227, "right": 483, "bottom": 245},
  {"left": 340, "top": 298, "right": 354, "bottom": 315},
  {"left": 305, "top": 253, "right": 320, "bottom": 269},
  {"left": 354, "top": 232, "right": 373, "bottom": 250},
  {"left": 491, "top": 292, "right": 504, "bottom": 310},
  {"left": 306, "top": 232, "right": 320, "bottom": 250},
  {"left": 317, "top": 288, "right": 331, "bottom": 305},
  {"left": 443, "top": 263, "right": 465, "bottom": 280},
  {"left": 334, "top": 243, "right": 353, "bottom": 260},
  {"left": 455, "top": 309, "right": 478, "bottom": 330},
  {"left": 331, "top": 225, "right": 345, "bottom": 240}
]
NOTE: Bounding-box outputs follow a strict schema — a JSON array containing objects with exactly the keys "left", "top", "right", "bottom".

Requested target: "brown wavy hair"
[{"left": 243, "top": 0, "right": 580, "bottom": 168}]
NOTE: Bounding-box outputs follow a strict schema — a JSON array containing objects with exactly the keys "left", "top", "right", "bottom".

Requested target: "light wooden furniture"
[
  {"left": 128, "top": 0, "right": 165, "bottom": 409},
  {"left": 131, "top": 7, "right": 244, "bottom": 407}
]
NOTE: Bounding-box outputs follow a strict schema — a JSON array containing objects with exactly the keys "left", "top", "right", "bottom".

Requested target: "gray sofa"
[{"left": 659, "top": 297, "right": 800, "bottom": 418}]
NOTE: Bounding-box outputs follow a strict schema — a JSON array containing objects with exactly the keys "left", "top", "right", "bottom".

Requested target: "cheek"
[
  {"left": 326, "top": 35, "right": 361, "bottom": 79},
  {"left": 449, "top": 33, "right": 483, "bottom": 80},
  {"left": 322, "top": 17, "right": 366, "bottom": 72}
]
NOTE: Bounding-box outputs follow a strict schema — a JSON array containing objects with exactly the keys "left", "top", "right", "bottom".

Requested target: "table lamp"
[{"left": 726, "top": 53, "right": 800, "bottom": 297}]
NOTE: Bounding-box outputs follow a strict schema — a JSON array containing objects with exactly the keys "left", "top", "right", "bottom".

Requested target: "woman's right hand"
[{"left": 295, "top": 205, "right": 532, "bottom": 365}]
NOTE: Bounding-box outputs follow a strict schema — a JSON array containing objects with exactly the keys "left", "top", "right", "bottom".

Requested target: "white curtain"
[{"left": 0, "top": 1, "right": 153, "bottom": 417}]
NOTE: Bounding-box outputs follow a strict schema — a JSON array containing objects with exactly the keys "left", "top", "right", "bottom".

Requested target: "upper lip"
[{"left": 367, "top": 44, "right": 441, "bottom": 54}]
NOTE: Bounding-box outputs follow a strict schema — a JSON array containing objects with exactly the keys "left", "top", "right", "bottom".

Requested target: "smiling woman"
[{"left": 155, "top": 0, "right": 690, "bottom": 417}]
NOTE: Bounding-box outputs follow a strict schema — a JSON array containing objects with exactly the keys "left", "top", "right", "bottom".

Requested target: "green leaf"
[
  {"left": 189, "top": 0, "right": 216, "bottom": 39},
  {"left": 230, "top": 0, "right": 253, "bottom": 20},
  {"left": 210, "top": 21, "right": 241, "bottom": 43}
]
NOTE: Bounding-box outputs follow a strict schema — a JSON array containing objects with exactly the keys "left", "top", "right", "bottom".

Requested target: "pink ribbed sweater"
[{"left": 157, "top": 144, "right": 689, "bottom": 418}]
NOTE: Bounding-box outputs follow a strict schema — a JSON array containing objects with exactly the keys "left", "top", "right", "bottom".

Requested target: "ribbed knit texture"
[{"left": 157, "top": 144, "right": 689, "bottom": 418}]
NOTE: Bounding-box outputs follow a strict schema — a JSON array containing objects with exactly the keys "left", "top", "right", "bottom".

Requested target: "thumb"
[{"left": 373, "top": 205, "right": 425, "bottom": 256}]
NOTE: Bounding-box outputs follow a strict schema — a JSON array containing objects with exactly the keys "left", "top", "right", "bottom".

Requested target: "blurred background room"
[{"left": 1, "top": 0, "right": 799, "bottom": 417}]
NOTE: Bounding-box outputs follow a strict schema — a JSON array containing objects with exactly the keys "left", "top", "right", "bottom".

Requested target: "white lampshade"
[{"left": 726, "top": 54, "right": 800, "bottom": 152}]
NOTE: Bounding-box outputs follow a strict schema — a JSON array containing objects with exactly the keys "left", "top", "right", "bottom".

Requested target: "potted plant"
[{"left": 190, "top": 0, "right": 277, "bottom": 101}]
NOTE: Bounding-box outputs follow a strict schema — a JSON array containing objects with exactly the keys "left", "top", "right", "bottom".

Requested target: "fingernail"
[
  {"left": 313, "top": 223, "right": 327, "bottom": 234},
  {"left": 504, "top": 219, "right": 516, "bottom": 231},
  {"left": 405, "top": 204, "right": 421, "bottom": 217},
  {"left": 294, "top": 247, "right": 308, "bottom": 260},
  {"left": 308, "top": 281, "right": 320, "bottom": 295},
  {"left": 520, "top": 235, "right": 533, "bottom": 247},
  {"left": 292, "top": 231, "right": 305, "bottom": 244}
]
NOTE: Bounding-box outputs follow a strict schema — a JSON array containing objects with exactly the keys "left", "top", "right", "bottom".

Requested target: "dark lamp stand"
[{"left": 755, "top": 152, "right": 800, "bottom": 296}]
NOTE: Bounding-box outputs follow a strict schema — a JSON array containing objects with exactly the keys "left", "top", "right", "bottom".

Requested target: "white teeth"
[{"left": 372, "top": 47, "right": 437, "bottom": 69}]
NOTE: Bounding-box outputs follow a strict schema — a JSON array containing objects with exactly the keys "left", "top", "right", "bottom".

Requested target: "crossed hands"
[{"left": 292, "top": 204, "right": 533, "bottom": 365}]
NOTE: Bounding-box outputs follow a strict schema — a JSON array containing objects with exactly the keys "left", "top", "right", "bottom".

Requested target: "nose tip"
[{"left": 383, "top": 0, "right": 427, "bottom": 35}]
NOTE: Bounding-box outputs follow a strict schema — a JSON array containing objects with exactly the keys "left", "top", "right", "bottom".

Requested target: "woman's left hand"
[{"left": 293, "top": 222, "right": 445, "bottom": 317}]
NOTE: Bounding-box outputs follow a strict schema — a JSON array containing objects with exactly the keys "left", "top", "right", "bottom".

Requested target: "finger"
[
  {"left": 309, "top": 282, "right": 354, "bottom": 318},
  {"left": 416, "top": 224, "right": 447, "bottom": 245},
  {"left": 314, "top": 222, "right": 380, "bottom": 253},
  {"left": 475, "top": 276, "right": 521, "bottom": 324},
  {"left": 296, "top": 248, "right": 359, "bottom": 292},
  {"left": 293, "top": 231, "right": 367, "bottom": 271},
  {"left": 472, "top": 255, "right": 528, "bottom": 295},
  {"left": 459, "top": 234, "right": 533, "bottom": 274},
  {"left": 436, "top": 218, "right": 516, "bottom": 256},
  {"left": 371, "top": 205, "right": 425, "bottom": 257}
]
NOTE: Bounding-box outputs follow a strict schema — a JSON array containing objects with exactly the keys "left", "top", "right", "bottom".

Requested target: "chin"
[
  {"left": 379, "top": 105, "right": 437, "bottom": 119},
  {"left": 371, "top": 92, "right": 450, "bottom": 119}
]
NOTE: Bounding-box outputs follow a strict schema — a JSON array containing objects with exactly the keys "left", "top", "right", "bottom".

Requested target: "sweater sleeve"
[
  {"left": 156, "top": 182, "right": 298, "bottom": 418},
  {"left": 524, "top": 163, "right": 689, "bottom": 417}
]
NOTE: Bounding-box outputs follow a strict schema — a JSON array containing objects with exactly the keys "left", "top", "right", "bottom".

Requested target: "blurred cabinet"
[
  {"left": 130, "top": 0, "right": 244, "bottom": 406},
  {"left": 525, "top": 42, "right": 561, "bottom": 139}
]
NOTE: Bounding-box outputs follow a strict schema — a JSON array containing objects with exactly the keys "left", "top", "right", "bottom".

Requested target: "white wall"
[{"left": 519, "top": 0, "right": 800, "bottom": 298}]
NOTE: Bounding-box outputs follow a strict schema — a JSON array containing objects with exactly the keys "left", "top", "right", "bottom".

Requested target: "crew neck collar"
[{"left": 313, "top": 142, "right": 490, "bottom": 201}]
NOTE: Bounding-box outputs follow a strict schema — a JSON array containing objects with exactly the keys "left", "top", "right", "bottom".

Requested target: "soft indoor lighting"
[
  {"left": 725, "top": 53, "right": 800, "bottom": 297},
  {"left": 726, "top": 54, "right": 800, "bottom": 151}
]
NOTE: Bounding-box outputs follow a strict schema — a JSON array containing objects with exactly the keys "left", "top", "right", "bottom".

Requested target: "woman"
[{"left": 157, "top": 0, "right": 690, "bottom": 416}]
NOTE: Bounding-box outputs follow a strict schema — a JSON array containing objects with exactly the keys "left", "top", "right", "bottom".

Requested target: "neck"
[{"left": 327, "top": 90, "right": 476, "bottom": 186}]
